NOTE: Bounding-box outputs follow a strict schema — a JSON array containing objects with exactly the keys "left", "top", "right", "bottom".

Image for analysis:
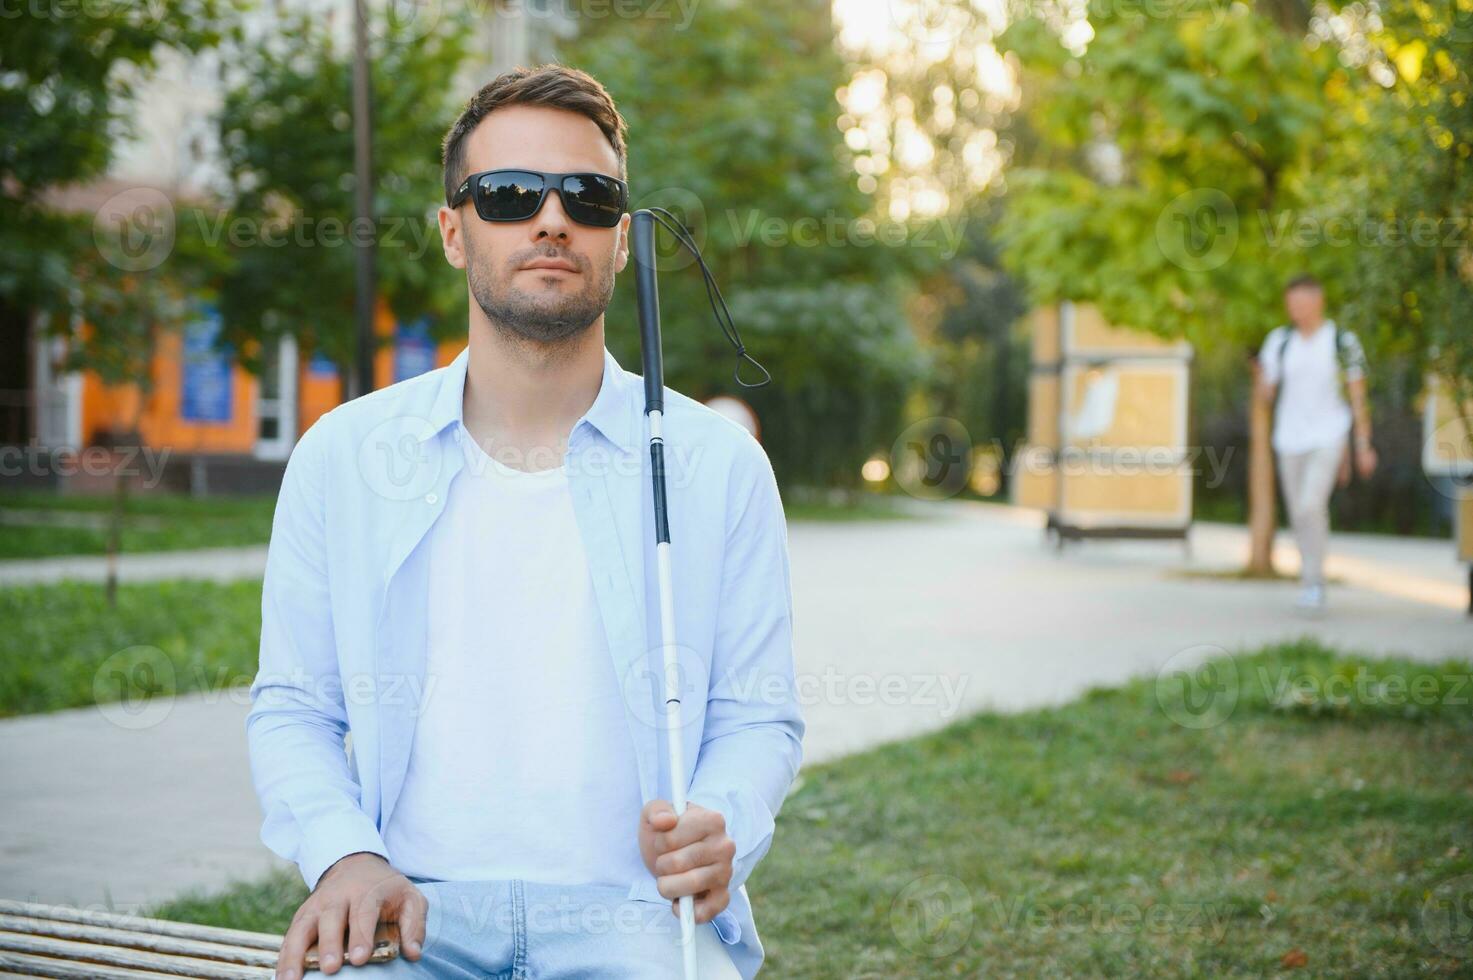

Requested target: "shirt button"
[{"left": 425, "top": 492, "right": 438, "bottom": 504}]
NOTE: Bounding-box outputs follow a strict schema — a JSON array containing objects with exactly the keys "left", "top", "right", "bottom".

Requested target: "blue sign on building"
[
  {"left": 395, "top": 317, "right": 436, "bottom": 382},
  {"left": 308, "top": 351, "right": 339, "bottom": 378},
  {"left": 180, "top": 307, "right": 233, "bottom": 423}
]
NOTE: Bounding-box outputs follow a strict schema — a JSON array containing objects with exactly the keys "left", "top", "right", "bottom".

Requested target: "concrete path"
[
  {"left": 1, "top": 503, "right": 1467, "bottom": 911},
  {"left": 0, "top": 545, "right": 269, "bottom": 586}
]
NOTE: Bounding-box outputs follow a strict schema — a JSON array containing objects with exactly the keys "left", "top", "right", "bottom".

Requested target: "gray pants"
[{"left": 1276, "top": 443, "right": 1344, "bottom": 587}]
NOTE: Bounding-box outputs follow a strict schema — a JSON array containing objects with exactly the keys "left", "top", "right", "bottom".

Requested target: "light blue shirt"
[{"left": 246, "top": 345, "right": 804, "bottom": 979}]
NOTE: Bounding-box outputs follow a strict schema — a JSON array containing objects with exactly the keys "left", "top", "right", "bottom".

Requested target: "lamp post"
[{"left": 351, "top": 0, "right": 377, "bottom": 398}]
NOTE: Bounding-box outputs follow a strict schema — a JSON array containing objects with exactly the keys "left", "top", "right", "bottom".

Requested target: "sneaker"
[{"left": 1295, "top": 584, "right": 1326, "bottom": 613}]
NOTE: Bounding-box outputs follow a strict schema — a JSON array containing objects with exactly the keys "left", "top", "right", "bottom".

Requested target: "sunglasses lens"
[
  {"left": 475, "top": 171, "right": 545, "bottom": 221},
  {"left": 560, "top": 174, "right": 625, "bottom": 227}
]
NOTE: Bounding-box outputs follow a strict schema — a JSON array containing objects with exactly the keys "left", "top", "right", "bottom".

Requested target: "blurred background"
[
  {"left": 3, "top": 0, "right": 1469, "bottom": 535},
  {"left": 2, "top": 0, "right": 1471, "bottom": 976}
]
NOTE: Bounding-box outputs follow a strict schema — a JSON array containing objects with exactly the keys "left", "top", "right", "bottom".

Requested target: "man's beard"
[{"left": 467, "top": 240, "right": 614, "bottom": 346}]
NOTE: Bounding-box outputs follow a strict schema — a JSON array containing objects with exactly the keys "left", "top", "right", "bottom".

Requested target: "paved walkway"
[
  {"left": 1, "top": 504, "right": 1467, "bottom": 910},
  {"left": 0, "top": 545, "right": 269, "bottom": 586}
]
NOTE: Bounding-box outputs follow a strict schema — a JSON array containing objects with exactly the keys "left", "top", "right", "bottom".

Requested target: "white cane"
[
  {"left": 631, "top": 207, "right": 698, "bottom": 979},
  {"left": 631, "top": 207, "right": 770, "bottom": 980}
]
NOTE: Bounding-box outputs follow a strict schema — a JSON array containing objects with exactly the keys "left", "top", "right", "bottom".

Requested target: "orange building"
[{"left": 10, "top": 297, "right": 463, "bottom": 493}]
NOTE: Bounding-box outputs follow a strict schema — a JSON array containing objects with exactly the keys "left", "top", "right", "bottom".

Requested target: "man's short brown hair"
[{"left": 441, "top": 64, "right": 629, "bottom": 205}]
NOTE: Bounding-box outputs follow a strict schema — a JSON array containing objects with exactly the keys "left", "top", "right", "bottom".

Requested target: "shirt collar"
[
  {"left": 424, "top": 344, "right": 637, "bottom": 454},
  {"left": 579, "top": 346, "right": 638, "bottom": 454}
]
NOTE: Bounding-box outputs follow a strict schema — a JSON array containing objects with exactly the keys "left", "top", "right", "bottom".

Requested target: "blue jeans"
[{"left": 352, "top": 878, "right": 741, "bottom": 979}]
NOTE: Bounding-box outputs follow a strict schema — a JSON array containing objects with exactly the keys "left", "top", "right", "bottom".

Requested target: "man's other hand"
[
  {"left": 639, "top": 800, "right": 736, "bottom": 925},
  {"left": 275, "top": 852, "right": 427, "bottom": 980}
]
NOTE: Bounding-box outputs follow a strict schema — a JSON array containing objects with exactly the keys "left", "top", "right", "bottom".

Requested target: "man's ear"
[
  {"left": 613, "top": 212, "right": 631, "bottom": 274},
  {"left": 438, "top": 205, "right": 466, "bottom": 270}
]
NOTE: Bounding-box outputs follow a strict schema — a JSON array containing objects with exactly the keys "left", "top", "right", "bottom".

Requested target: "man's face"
[
  {"left": 438, "top": 104, "right": 630, "bottom": 345},
  {"left": 1284, "top": 284, "right": 1324, "bottom": 328}
]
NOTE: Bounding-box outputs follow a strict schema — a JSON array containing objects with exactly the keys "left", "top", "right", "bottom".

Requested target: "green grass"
[
  {"left": 0, "top": 579, "right": 262, "bottom": 717},
  {"left": 150, "top": 641, "right": 1473, "bottom": 977},
  {"left": 0, "top": 491, "right": 276, "bottom": 559},
  {"left": 0, "top": 486, "right": 911, "bottom": 560}
]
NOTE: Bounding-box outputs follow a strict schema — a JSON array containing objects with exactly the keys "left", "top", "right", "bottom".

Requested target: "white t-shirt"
[
  {"left": 1259, "top": 320, "right": 1366, "bottom": 456},
  {"left": 382, "top": 422, "right": 648, "bottom": 888}
]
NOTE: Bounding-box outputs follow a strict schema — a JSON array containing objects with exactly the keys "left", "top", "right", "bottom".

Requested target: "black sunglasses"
[{"left": 448, "top": 169, "right": 628, "bottom": 228}]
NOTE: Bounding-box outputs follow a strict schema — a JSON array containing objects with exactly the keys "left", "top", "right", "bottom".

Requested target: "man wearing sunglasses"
[{"left": 248, "top": 65, "right": 802, "bottom": 979}]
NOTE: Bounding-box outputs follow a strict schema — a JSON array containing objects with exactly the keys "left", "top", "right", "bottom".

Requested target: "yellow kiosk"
[
  {"left": 1421, "top": 376, "right": 1473, "bottom": 612},
  {"left": 1014, "top": 301, "right": 1194, "bottom": 546}
]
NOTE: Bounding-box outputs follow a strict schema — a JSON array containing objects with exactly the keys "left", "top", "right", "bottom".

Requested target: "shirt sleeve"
[
  {"left": 1339, "top": 330, "right": 1367, "bottom": 383},
  {"left": 246, "top": 419, "right": 391, "bottom": 891},
  {"left": 685, "top": 436, "right": 805, "bottom": 900}
]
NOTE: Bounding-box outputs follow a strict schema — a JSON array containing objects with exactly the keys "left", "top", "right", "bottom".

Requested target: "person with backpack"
[{"left": 1256, "top": 274, "right": 1377, "bottom": 612}]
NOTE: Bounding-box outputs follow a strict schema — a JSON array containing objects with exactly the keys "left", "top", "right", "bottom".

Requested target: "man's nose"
[{"left": 531, "top": 187, "right": 574, "bottom": 240}]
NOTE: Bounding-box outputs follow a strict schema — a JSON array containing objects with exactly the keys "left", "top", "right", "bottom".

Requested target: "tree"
[
  {"left": 921, "top": 201, "right": 1029, "bottom": 485},
  {"left": 0, "top": 0, "right": 232, "bottom": 325},
  {"left": 1335, "top": 6, "right": 1473, "bottom": 454},
  {"left": 826, "top": 2, "right": 1030, "bottom": 488},
  {"left": 1, "top": 0, "right": 232, "bottom": 602},
  {"left": 561, "top": 0, "right": 933, "bottom": 487},
  {"left": 208, "top": 4, "right": 473, "bottom": 373},
  {"left": 994, "top": 0, "right": 1366, "bottom": 572}
]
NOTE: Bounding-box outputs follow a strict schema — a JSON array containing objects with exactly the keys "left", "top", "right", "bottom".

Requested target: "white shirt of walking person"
[{"left": 1256, "top": 274, "right": 1377, "bottom": 612}]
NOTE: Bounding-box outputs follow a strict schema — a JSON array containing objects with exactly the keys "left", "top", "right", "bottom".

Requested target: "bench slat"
[
  {"left": 0, "top": 919, "right": 275, "bottom": 968},
  {"left": 0, "top": 904, "right": 278, "bottom": 953},
  {"left": 0, "top": 934, "right": 272, "bottom": 979},
  {"left": 0, "top": 950, "right": 221, "bottom": 979}
]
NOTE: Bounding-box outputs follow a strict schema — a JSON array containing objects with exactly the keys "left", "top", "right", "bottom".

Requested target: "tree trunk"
[
  {"left": 105, "top": 456, "right": 126, "bottom": 607},
  {"left": 1246, "top": 361, "right": 1278, "bottom": 576},
  {"left": 105, "top": 392, "right": 148, "bottom": 607}
]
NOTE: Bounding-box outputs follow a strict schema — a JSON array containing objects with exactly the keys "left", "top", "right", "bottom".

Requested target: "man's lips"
[{"left": 520, "top": 258, "right": 578, "bottom": 273}]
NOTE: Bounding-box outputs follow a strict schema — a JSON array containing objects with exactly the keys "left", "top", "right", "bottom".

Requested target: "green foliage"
[
  {"left": 210, "top": 6, "right": 473, "bottom": 370},
  {"left": 1335, "top": 9, "right": 1473, "bottom": 420},
  {"left": 992, "top": 2, "right": 1473, "bottom": 532},
  {"left": 996, "top": 3, "right": 1360, "bottom": 348},
  {"left": 923, "top": 202, "right": 1030, "bottom": 465},
  {"left": 998, "top": 0, "right": 1472, "bottom": 415},
  {"left": 0, "top": 0, "right": 231, "bottom": 203},
  {"left": 0, "top": 0, "right": 237, "bottom": 389},
  {"left": 562, "top": 0, "right": 929, "bottom": 486}
]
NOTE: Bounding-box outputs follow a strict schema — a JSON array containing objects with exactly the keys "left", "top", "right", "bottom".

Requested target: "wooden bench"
[{"left": 0, "top": 899, "right": 398, "bottom": 978}]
